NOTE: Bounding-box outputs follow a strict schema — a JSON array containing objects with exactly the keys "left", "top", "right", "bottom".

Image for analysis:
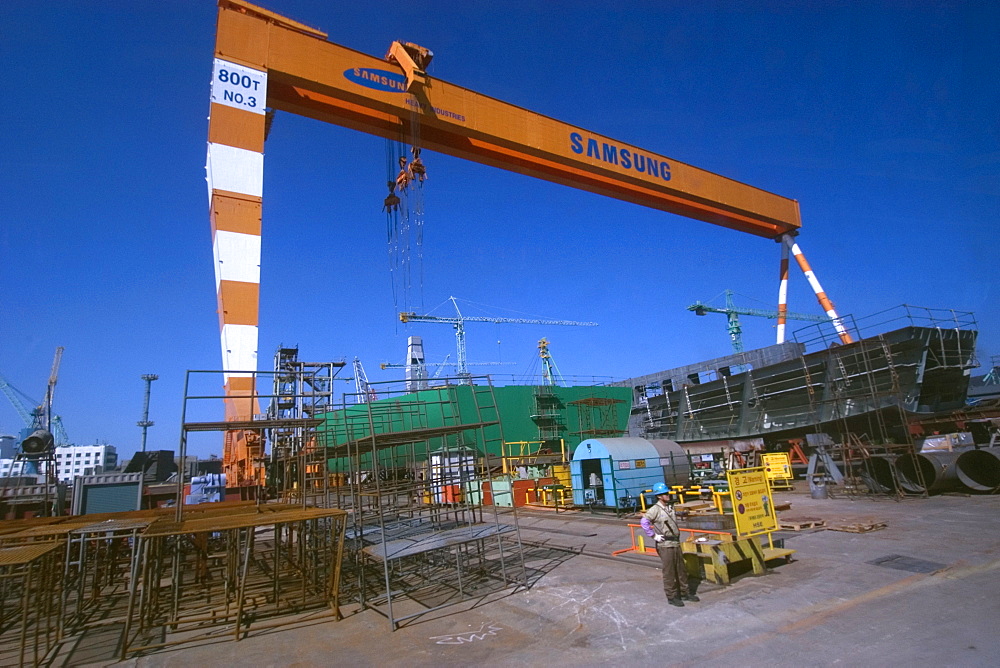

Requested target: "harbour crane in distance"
[
  {"left": 0, "top": 373, "right": 36, "bottom": 433},
  {"left": 352, "top": 357, "right": 378, "bottom": 404},
  {"left": 687, "top": 290, "right": 830, "bottom": 354},
  {"left": 538, "top": 337, "right": 566, "bottom": 387},
  {"left": 0, "top": 357, "right": 71, "bottom": 446},
  {"left": 399, "top": 297, "right": 598, "bottom": 378},
  {"left": 41, "top": 347, "right": 64, "bottom": 433},
  {"left": 380, "top": 357, "right": 516, "bottom": 372}
]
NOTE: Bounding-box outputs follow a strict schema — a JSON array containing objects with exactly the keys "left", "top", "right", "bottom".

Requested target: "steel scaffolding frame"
[
  {"left": 0, "top": 542, "right": 62, "bottom": 667},
  {"left": 118, "top": 506, "right": 347, "bottom": 658},
  {"left": 267, "top": 347, "right": 344, "bottom": 508},
  {"left": 0, "top": 503, "right": 348, "bottom": 661},
  {"left": 324, "top": 376, "right": 528, "bottom": 630}
]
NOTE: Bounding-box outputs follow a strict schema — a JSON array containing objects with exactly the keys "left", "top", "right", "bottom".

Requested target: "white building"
[
  {"left": 0, "top": 444, "right": 118, "bottom": 482},
  {"left": 54, "top": 445, "right": 117, "bottom": 482},
  {"left": 0, "top": 458, "right": 30, "bottom": 477}
]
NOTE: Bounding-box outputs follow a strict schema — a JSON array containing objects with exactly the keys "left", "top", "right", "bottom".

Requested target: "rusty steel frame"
[
  {"left": 0, "top": 502, "right": 348, "bottom": 662},
  {"left": 325, "top": 375, "right": 528, "bottom": 630},
  {"left": 118, "top": 506, "right": 347, "bottom": 659},
  {"left": 0, "top": 542, "right": 62, "bottom": 667}
]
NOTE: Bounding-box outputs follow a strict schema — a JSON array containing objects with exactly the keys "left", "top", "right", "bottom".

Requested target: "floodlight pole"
[{"left": 138, "top": 374, "right": 159, "bottom": 453}]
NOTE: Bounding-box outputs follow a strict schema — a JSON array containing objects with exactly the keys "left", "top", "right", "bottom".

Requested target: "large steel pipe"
[
  {"left": 861, "top": 456, "right": 898, "bottom": 494},
  {"left": 956, "top": 448, "right": 1000, "bottom": 493},
  {"left": 894, "top": 451, "right": 961, "bottom": 494}
]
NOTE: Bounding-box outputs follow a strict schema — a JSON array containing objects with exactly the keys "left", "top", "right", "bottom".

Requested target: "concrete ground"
[{"left": 103, "top": 488, "right": 999, "bottom": 667}]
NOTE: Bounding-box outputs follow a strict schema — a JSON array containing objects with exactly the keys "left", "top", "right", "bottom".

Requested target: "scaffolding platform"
[{"left": 361, "top": 523, "right": 515, "bottom": 561}]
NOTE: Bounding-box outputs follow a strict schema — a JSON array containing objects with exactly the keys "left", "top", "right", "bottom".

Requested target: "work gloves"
[{"left": 654, "top": 534, "right": 666, "bottom": 543}]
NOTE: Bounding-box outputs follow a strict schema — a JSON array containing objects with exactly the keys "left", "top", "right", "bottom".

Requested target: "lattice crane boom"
[
  {"left": 399, "top": 297, "right": 597, "bottom": 377},
  {"left": 538, "top": 337, "right": 566, "bottom": 387},
  {"left": 401, "top": 314, "right": 600, "bottom": 327},
  {"left": 0, "top": 374, "right": 36, "bottom": 428},
  {"left": 1, "top": 360, "right": 71, "bottom": 446},
  {"left": 687, "top": 290, "right": 829, "bottom": 354},
  {"left": 352, "top": 357, "right": 378, "bottom": 404},
  {"left": 41, "top": 346, "right": 64, "bottom": 432}
]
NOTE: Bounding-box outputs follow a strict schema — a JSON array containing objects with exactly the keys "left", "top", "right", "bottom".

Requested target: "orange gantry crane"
[{"left": 207, "top": 0, "right": 851, "bottom": 484}]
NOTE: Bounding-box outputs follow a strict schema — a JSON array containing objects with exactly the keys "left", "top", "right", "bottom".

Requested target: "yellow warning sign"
[
  {"left": 726, "top": 466, "right": 778, "bottom": 537},
  {"left": 761, "top": 452, "right": 792, "bottom": 481}
]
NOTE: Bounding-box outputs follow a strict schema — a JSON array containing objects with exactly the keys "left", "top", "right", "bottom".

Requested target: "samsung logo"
[
  {"left": 344, "top": 68, "right": 407, "bottom": 93},
  {"left": 570, "top": 132, "right": 671, "bottom": 181}
]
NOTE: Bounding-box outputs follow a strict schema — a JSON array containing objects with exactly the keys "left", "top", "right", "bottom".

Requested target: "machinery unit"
[{"left": 570, "top": 437, "right": 690, "bottom": 508}]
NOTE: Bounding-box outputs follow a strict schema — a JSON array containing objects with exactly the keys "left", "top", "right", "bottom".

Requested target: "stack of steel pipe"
[
  {"left": 894, "top": 451, "right": 962, "bottom": 494},
  {"left": 956, "top": 448, "right": 1000, "bottom": 493},
  {"left": 862, "top": 456, "right": 898, "bottom": 494}
]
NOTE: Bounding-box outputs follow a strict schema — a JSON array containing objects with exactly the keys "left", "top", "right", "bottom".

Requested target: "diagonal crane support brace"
[{"left": 385, "top": 41, "right": 433, "bottom": 91}]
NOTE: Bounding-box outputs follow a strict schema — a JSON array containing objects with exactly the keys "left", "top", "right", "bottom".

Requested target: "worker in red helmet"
[{"left": 640, "top": 482, "right": 699, "bottom": 607}]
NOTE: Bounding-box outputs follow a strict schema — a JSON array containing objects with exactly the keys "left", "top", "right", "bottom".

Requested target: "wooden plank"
[
  {"left": 763, "top": 547, "right": 796, "bottom": 562},
  {"left": 828, "top": 522, "right": 886, "bottom": 533},
  {"left": 779, "top": 518, "right": 826, "bottom": 531}
]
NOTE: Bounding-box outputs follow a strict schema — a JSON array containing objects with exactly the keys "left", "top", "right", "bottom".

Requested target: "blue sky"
[{"left": 2, "top": 1, "right": 997, "bottom": 459}]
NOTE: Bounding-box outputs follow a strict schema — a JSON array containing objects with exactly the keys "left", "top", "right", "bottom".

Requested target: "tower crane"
[
  {"left": 0, "top": 358, "right": 71, "bottom": 446},
  {"left": 352, "top": 357, "right": 378, "bottom": 403},
  {"left": 41, "top": 347, "right": 64, "bottom": 433},
  {"left": 399, "top": 297, "right": 597, "bottom": 378},
  {"left": 380, "top": 358, "right": 515, "bottom": 373},
  {"left": 687, "top": 290, "right": 829, "bottom": 354},
  {"left": 538, "top": 338, "right": 566, "bottom": 387}
]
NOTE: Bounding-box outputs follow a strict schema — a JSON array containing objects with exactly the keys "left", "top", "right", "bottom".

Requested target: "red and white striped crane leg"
[
  {"left": 206, "top": 55, "right": 267, "bottom": 485},
  {"left": 780, "top": 234, "right": 854, "bottom": 345}
]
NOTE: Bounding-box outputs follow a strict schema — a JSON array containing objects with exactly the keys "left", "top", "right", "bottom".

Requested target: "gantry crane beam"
[{"left": 213, "top": 0, "right": 800, "bottom": 239}]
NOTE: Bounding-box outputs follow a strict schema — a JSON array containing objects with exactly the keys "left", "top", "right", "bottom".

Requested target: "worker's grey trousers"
[{"left": 656, "top": 543, "right": 689, "bottom": 600}]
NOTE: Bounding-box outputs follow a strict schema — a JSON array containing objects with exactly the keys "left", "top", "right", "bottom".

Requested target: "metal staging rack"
[
  {"left": 324, "top": 375, "right": 528, "bottom": 630},
  {"left": 268, "top": 347, "right": 344, "bottom": 509},
  {"left": 0, "top": 503, "right": 349, "bottom": 661},
  {"left": 118, "top": 506, "right": 347, "bottom": 658},
  {"left": 820, "top": 334, "right": 928, "bottom": 499},
  {"left": 0, "top": 542, "right": 62, "bottom": 667}
]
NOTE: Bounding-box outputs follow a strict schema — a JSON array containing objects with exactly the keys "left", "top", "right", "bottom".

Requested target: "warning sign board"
[
  {"left": 726, "top": 466, "right": 778, "bottom": 537},
  {"left": 761, "top": 452, "right": 792, "bottom": 481}
]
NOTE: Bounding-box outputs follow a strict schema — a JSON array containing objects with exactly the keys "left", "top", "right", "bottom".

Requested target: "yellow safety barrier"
[
  {"left": 612, "top": 524, "right": 794, "bottom": 584},
  {"left": 611, "top": 523, "right": 658, "bottom": 557},
  {"left": 638, "top": 486, "right": 713, "bottom": 512},
  {"left": 538, "top": 484, "right": 569, "bottom": 507},
  {"left": 524, "top": 484, "right": 570, "bottom": 510},
  {"left": 711, "top": 489, "right": 732, "bottom": 514}
]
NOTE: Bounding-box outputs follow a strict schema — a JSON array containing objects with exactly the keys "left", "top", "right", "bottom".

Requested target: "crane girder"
[
  {"left": 687, "top": 302, "right": 829, "bottom": 321},
  {"left": 399, "top": 312, "right": 598, "bottom": 327},
  {"left": 215, "top": 0, "right": 801, "bottom": 239}
]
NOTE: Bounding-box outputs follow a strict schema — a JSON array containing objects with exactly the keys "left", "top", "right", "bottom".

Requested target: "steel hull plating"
[{"left": 630, "top": 326, "right": 977, "bottom": 444}]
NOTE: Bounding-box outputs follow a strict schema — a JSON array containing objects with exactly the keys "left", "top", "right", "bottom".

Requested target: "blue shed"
[{"left": 570, "top": 437, "right": 690, "bottom": 508}]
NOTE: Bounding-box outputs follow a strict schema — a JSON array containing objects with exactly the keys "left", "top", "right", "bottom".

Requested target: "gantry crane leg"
[{"left": 779, "top": 234, "right": 854, "bottom": 345}]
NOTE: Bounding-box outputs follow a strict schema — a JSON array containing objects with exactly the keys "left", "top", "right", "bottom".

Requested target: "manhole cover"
[{"left": 867, "top": 554, "right": 946, "bottom": 573}]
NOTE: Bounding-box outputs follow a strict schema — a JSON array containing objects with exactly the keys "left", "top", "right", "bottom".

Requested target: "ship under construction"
[{"left": 615, "top": 305, "right": 980, "bottom": 450}]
